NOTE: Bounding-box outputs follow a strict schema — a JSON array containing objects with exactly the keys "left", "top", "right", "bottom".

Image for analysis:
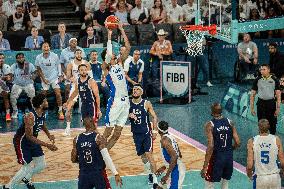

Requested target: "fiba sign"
[{"left": 160, "top": 61, "right": 191, "bottom": 103}]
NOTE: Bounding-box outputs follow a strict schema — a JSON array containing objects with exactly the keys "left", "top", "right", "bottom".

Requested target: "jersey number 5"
[{"left": 261, "top": 151, "right": 269, "bottom": 164}]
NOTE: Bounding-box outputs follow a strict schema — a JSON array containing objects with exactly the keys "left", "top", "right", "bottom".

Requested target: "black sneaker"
[
  {"left": 152, "top": 183, "right": 159, "bottom": 189},
  {"left": 148, "top": 174, "right": 153, "bottom": 185},
  {"left": 22, "top": 178, "right": 35, "bottom": 189},
  {"left": 3, "top": 185, "right": 10, "bottom": 189}
]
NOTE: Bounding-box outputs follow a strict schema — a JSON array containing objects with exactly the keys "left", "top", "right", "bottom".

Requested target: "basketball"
[{"left": 105, "top": 15, "right": 119, "bottom": 30}]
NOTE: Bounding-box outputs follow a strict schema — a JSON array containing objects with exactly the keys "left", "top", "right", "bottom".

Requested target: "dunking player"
[
  {"left": 201, "top": 103, "right": 241, "bottom": 189},
  {"left": 64, "top": 49, "right": 91, "bottom": 136},
  {"left": 101, "top": 24, "right": 130, "bottom": 150},
  {"left": 3, "top": 94, "right": 58, "bottom": 189},
  {"left": 247, "top": 119, "right": 284, "bottom": 189},
  {"left": 64, "top": 64, "right": 102, "bottom": 131},
  {"left": 155, "top": 121, "right": 186, "bottom": 189},
  {"left": 71, "top": 117, "right": 122, "bottom": 189},
  {"left": 129, "top": 84, "right": 159, "bottom": 187}
]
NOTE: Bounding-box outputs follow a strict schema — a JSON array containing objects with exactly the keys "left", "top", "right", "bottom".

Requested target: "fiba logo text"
[{"left": 166, "top": 72, "right": 185, "bottom": 83}]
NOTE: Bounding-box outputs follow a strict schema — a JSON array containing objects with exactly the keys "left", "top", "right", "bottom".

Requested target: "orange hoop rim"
[{"left": 180, "top": 24, "right": 217, "bottom": 36}]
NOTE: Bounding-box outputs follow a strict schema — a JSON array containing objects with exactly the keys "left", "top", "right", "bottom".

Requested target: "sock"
[
  {"left": 144, "top": 161, "right": 151, "bottom": 174},
  {"left": 6, "top": 109, "right": 10, "bottom": 114},
  {"left": 204, "top": 181, "right": 214, "bottom": 189},
  {"left": 221, "top": 178, "right": 229, "bottom": 189},
  {"left": 7, "top": 164, "right": 32, "bottom": 188},
  {"left": 152, "top": 173, "right": 158, "bottom": 184},
  {"left": 58, "top": 106, "right": 63, "bottom": 112},
  {"left": 66, "top": 122, "right": 71, "bottom": 130}
]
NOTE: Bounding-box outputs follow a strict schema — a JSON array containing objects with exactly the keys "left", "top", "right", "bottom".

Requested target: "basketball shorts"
[
  {"left": 41, "top": 78, "right": 60, "bottom": 91},
  {"left": 205, "top": 151, "right": 233, "bottom": 182},
  {"left": 133, "top": 132, "right": 153, "bottom": 156},
  {"left": 78, "top": 169, "right": 111, "bottom": 189},
  {"left": 254, "top": 173, "right": 281, "bottom": 189},
  {"left": 105, "top": 96, "right": 130, "bottom": 127},
  {"left": 164, "top": 160, "right": 186, "bottom": 189},
  {"left": 13, "top": 135, "right": 44, "bottom": 165},
  {"left": 81, "top": 102, "right": 97, "bottom": 120}
]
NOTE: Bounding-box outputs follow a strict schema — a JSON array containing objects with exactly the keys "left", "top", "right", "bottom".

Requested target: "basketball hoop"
[{"left": 180, "top": 25, "right": 217, "bottom": 56}]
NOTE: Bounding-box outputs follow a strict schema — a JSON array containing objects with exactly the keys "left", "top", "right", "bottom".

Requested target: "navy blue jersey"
[
  {"left": 15, "top": 109, "right": 46, "bottom": 139},
  {"left": 76, "top": 132, "right": 106, "bottom": 174},
  {"left": 78, "top": 76, "right": 96, "bottom": 105},
  {"left": 90, "top": 62, "right": 102, "bottom": 82},
  {"left": 129, "top": 99, "right": 151, "bottom": 134},
  {"left": 211, "top": 117, "right": 233, "bottom": 152}
]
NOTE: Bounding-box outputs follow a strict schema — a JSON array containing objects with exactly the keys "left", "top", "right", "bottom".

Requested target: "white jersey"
[
  {"left": 253, "top": 134, "right": 279, "bottom": 176},
  {"left": 106, "top": 64, "right": 128, "bottom": 99}
]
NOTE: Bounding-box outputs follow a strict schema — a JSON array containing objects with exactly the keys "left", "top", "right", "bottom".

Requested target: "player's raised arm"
[
  {"left": 201, "top": 121, "right": 214, "bottom": 178},
  {"left": 105, "top": 29, "right": 113, "bottom": 64}
]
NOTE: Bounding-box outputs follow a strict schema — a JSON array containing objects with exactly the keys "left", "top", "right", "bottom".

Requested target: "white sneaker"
[
  {"left": 207, "top": 81, "right": 213, "bottom": 87},
  {"left": 63, "top": 128, "right": 71, "bottom": 136},
  {"left": 11, "top": 111, "right": 18, "bottom": 119},
  {"left": 75, "top": 6, "right": 80, "bottom": 12},
  {"left": 244, "top": 74, "right": 250, "bottom": 80}
]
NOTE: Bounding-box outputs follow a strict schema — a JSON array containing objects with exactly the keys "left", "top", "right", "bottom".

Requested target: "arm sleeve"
[
  {"left": 105, "top": 40, "right": 112, "bottom": 64},
  {"left": 100, "top": 148, "right": 118, "bottom": 175}
]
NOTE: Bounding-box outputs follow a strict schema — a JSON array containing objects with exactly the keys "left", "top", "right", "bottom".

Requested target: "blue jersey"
[
  {"left": 211, "top": 117, "right": 233, "bottom": 152},
  {"left": 90, "top": 62, "right": 102, "bottom": 82},
  {"left": 76, "top": 132, "right": 106, "bottom": 174},
  {"left": 15, "top": 109, "right": 46, "bottom": 139},
  {"left": 129, "top": 99, "right": 151, "bottom": 134},
  {"left": 78, "top": 76, "right": 96, "bottom": 106}
]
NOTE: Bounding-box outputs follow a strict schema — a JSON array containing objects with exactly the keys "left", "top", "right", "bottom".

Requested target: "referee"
[{"left": 250, "top": 64, "right": 281, "bottom": 135}]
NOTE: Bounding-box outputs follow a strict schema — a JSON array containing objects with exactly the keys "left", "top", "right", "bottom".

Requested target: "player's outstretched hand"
[
  {"left": 155, "top": 166, "right": 166, "bottom": 176},
  {"left": 114, "top": 174, "right": 123, "bottom": 188},
  {"left": 49, "top": 135, "right": 55, "bottom": 144},
  {"left": 47, "top": 144, "right": 58, "bottom": 151}
]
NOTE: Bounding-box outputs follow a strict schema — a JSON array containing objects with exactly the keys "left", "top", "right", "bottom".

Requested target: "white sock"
[
  {"left": 152, "top": 173, "right": 158, "bottom": 184},
  {"left": 58, "top": 106, "right": 63, "bottom": 112},
  {"left": 66, "top": 122, "right": 71, "bottom": 130},
  {"left": 144, "top": 161, "right": 151, "bottom": 174},
  {"left": 204, "top": 181, "right": 214, "bottom": 189},
  {"left": 7, "top": 164, "right": 32, "bottom": 188},
  {"left": 221, "top": 178, "right": 228, "bottom": 189},
  {"left": 6, "top": 109, "right": 10, "bottom": 114}
]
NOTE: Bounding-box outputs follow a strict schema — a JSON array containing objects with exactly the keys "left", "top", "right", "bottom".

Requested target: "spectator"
[
  {"left": 150, "top": 0, "right": 167, "bottom": 24},
  {"left": 0, "top": 31, "right": 10, "bottom": 50},
  {"left": 79, "top": 25, "right": 101, "bottom": 48},
  {"left": 35, "top": 42, "right": 64, "bottom": 120},
  {"left": 27, "top": 3, "right": 45, "bottom": 30},
  {"left": 268, "top": 42, "right": 284, "bottom": 79},
  {"left": 70, "top": 0, "right": 81, "bottom": 12},
  {"left": 255, "top": 0, "right": 268, "bottom": 18},
  {"left": 142, "top": 0, "right": 153, "bottom": 10},
  {"left": 0, "top": 0, "right": 8, "bottom": 31},
  {"left": 0, "top": 53, "right": 12, "bottom": 121},
  {"left": 10, "top": 53, "right": 36, "bottom": 119},
  {"left": 149, "top": 29, "right": 173, "bottom": 80},
  {"left": 8, "top": 4, "right": 29, "bottom": 31},
  {"left": 267, "top": 0, "right": 284, "bottom": 16},
  {"left": 111, "top": 0, "right": 133, "bottom": 12},
  {"left": 124, "top": 49, "right": 144, "bottom": 89},
  {"left": 237, "top": 33, "right": 258, "bottom": 80},
  {"left": 84, "top": 0, "right": 100, "bottom": 25},
  {"left": 250, "top": 64, "right": 281, "bottom": 135},
  {"left": 24, "top": 26, "right": 44, "bottom": 50},
  {"left": 166, "top": 0, "right": 183, "bottom": 23},
  {"left": 3, "top": 0, "right": 21, "bottom": 18},
  {"left": 59, "top": 38, "right": 86, "bottom": 101},
  {"left": 130, "top": 0, "right": 149, "bottom": 25},
  {"left": 115, "top": 0, "right": 131, "bottom": 25},
  {"left": 23, "top": 0, "right": 35, "bottom": 14},
  {"left": 51, "top": 22, "right": 72, "bottom": 49},
  {"left": 239, "top": 0, "right": 256, "bottom": 19},
  {"left": 93, "top": 1, "right": 112, "bottom": 31},
  {"left": 182, "top": 0, "right": 197, "bottom": 24},
  {"left": 88, "top": 50, "right": 110, "bottom": 105}
]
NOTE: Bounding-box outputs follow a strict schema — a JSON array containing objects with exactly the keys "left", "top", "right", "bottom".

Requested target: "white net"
[{"left": 181, "top": 29, "right": 206, "bottom": 57}]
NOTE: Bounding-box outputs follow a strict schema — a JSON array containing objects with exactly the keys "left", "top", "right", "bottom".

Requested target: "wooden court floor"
[{"left": 0, "top": 127, "right": 204, "bottom": 185}]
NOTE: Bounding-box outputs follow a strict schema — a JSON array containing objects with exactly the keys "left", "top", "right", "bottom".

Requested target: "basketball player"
[
  {"left": 247, "top": 119, "right": 284, "bottom": 189},
  {"left": 129, "top": 84, "right": 159, "bottom": 186},
  {"left": 3, "top": 93, "right": 58, "bottom": 189},
  {"left": 101, "top": 24, "right": 130, "bottom": 150},
  {"left": 71, "top": 117, "right": 123, "bottom": 189},
  {"left": 201, "top": 103, "right": 241, "bottom": 189},
  {"left": 64, "top": 64, "right": 102, "bottom": 130},
  {"left": 64, "top": 49, "right": 91, "bottom": 136},
  {"left": 155, "top": 121, "right": 186, "bottom": 189}
]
